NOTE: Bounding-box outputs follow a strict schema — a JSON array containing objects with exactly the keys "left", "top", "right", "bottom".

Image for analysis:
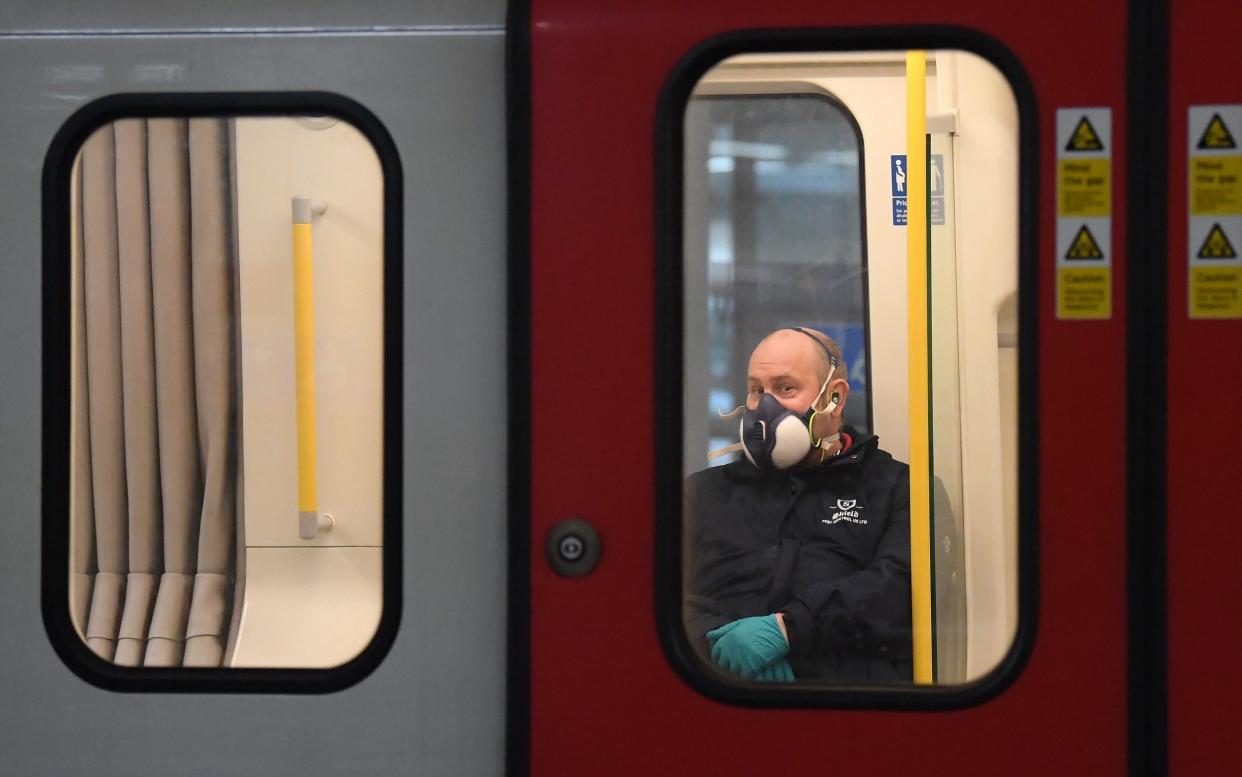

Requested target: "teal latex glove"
[
  {"left": 706, "top": 614, "right": 788, "bottom": 679},
  {"left": 754, "top": 657, "right": 795, "bottom": 683}
]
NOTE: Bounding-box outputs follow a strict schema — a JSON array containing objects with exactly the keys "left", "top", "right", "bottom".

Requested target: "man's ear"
[{"left": 827, "top": 379, "right": 850, "bottom": 417}]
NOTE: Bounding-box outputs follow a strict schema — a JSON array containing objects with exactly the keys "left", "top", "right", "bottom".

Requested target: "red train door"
[
  {"left": 1167, "top": 0, "right": 1242, "bottom": 771},
  {"left": 516, "top": 1, "right": 1140, "bottom": 773}
]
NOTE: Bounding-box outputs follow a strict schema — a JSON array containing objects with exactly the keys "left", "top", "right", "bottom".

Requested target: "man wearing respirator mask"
[{"left": 684, "top": 327, "right": 912, "bottom": 684}]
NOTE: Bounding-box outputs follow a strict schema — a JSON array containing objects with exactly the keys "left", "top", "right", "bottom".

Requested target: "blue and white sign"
[
  {"left": 891, "top": 153, "right": 946, "bottom": 226},
  {"left": 891, "top": 155, "right": 907, "bottom": 225},
  {"left": 891, "top": 155, "right": 908, "bottom": 197}
]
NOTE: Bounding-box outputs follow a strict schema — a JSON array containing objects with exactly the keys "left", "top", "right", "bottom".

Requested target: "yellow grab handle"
[
  {"left": 905, "top": 51, "right": 935, "bottom": 685},
  {"left": 293, "top": 197, "right": 330, "bottom": 540}
]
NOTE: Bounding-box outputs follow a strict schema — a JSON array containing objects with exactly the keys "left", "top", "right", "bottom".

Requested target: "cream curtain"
[{"left": 71, "top": 118, "right": 240, "bottom": 668}]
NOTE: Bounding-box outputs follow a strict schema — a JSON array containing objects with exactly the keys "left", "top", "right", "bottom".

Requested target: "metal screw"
[{"left": 559, "top": 535, "right": 585, "bottom": 562}]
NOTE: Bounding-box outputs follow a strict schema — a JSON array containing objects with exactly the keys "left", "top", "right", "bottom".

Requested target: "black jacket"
[{"left": 684, "top": 430, "right": 912, "bottom": 683}]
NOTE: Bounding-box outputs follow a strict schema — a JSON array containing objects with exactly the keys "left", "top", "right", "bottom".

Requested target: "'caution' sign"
[
  {"left": 1065, "top": 116, "right": 1105, "bottom": 152},
  {"left": 1065, "top": 225, "right": 1105, "bottom": 259},
  {"left": 1198, "top": 113, "right": 1237, "bottom": 150},
  {"left": 1190, "top": 267, "right": 1242, "bottom": 317},
  {"left": 1197, "top": 223, "right": 1238, "bottom": 258},
  {"left": 1187, "top": 105, "right": 1242, "bottom": 319},
  {"left": 1058, "top": 268, "right": 1111, "bottom": 318},
  {"left": 1057, "top": 108, "right": 1111, "bottom": 319}
]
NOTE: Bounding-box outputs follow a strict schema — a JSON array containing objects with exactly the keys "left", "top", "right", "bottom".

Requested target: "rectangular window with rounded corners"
[
  {"left": 668, "top": 46, "right": 1031, "bottom": 701},
  {"left": 42, "top": 94, "right": 402, "bottom": 692}
]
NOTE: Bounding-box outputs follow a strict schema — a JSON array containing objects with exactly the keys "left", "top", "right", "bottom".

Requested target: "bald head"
[{"left": 751, "top": 328, "right": 846, "bottom": 387}]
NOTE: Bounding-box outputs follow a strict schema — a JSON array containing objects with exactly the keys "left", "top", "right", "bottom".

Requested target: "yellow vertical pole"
[
  {"left": 905, "top": 50, "right": 934, "bottom": 684},
  {"left": 292, "top": 197, "right": 324, "bottom": 539}
]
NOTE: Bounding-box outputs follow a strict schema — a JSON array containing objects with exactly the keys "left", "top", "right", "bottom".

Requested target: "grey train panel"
[
  {"left": 0, "top": 1, "right": 505, "bottom": 33},
  {"left": 0, "top": 32, "right": 507, "bottom": 776}
]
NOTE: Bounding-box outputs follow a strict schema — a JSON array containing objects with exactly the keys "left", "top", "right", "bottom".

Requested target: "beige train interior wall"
[{"left": 232, "top": 117, "right": 384, "bottom": 668}]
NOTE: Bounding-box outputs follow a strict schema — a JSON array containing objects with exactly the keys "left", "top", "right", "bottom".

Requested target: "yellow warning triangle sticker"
[
  {"left": 1065, "top": 225, "right": 1105, "bottom": 259},
  {"left": 1197, "top": 113, "right": 1237, "bottom": 150},
  {"left": 1065, "top": 116, "right": 1105, "bottom": 152},
  {"left": 1197, "top": 223, "right": 1237, "bottom": 258}
]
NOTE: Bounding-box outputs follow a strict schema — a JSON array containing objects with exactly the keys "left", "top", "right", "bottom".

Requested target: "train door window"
[
  {"left": 676, "top": 49, "right": 1024, "bottom": 694},
  {"left": 50, "top": 103, "right": 398, "bottom": 684}
]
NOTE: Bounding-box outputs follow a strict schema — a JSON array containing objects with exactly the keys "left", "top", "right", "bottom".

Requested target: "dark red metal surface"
[
  {"left": 528, "top": 2, "right": 1128, "bottom": 773},
  {"left": 1167, "top": 0, "right": 1242, "bottom": 771}
]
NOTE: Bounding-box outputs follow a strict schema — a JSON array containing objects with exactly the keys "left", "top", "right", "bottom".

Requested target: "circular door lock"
[{"left": 546, "top": 518, "right": 601, "bottom": 578}]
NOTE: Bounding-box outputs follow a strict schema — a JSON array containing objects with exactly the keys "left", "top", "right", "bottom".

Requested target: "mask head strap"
[
  {"left": 787, "top": 326, "right": 837, "bottom": 371},
  {"left": 787, "top": 327, "right": 844, "bottom": 451},
  {"left": 787, "top": 327, "right": 840, "bottom": 407}
]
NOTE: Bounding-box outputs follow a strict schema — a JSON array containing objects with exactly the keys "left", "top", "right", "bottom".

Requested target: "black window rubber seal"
[
  {"left": 652, "top": 26, "right": 1040, "bottom": 710},
  {"left": 41, "top": 91, "right": 404, "bottom": 694}
]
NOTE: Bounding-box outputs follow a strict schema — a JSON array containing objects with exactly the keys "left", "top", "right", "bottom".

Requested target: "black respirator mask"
[{"left": 709, "top": 328, "right": 842, "bottom": 471}]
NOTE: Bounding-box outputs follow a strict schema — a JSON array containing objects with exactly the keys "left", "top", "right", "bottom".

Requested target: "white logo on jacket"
[{"left": 823, "top": 498, "right": 868, "bottom": 526}]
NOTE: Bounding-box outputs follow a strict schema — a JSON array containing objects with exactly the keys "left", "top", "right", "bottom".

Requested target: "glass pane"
[
  {"left": 67, "top": 115, "right": 385, "bottom": 669},
  {"left": 683, "top": 95, "right": 868, "bottom": 477},
  {"left": 929, "top": 130, "right": 966, "bottom": 684},
  {"left": 680, "top": 50, "right": 1021, "bottom": 690}
]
